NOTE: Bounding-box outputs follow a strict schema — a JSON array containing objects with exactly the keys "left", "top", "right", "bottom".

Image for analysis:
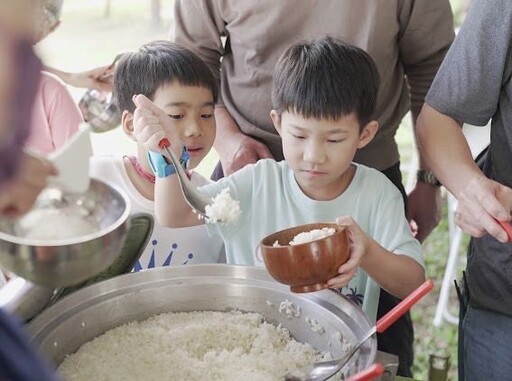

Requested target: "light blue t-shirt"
[{"left": 200, "top": 159, "right": 423, "bottom": 321}]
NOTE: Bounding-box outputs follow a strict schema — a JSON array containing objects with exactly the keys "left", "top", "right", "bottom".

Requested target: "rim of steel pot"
[{"left": 27, "top": 264, "right": 377, "bottom": 377}]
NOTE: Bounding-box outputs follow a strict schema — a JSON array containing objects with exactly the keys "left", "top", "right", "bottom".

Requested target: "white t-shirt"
[
  {"left": 201, "top": 159, "right": 424, "bottom": 321},
  {"left": 90, "top": 156, "right": 225, "bottom": 271}
]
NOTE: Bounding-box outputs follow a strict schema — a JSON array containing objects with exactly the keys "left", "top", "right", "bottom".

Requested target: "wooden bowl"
[{"left": 260, "top": 223, "right": 349, "bottom": 293}]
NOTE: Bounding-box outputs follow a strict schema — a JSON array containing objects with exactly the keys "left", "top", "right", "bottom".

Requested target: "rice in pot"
[{"left": 58, "top": 310, "right": 332, "bottom": 381}]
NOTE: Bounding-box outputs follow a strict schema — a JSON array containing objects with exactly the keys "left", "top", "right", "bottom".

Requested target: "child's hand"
[
  {"left": 326, "top": 216, "right": 370, "bottom": 289},
  {"left": 132, "top": 94, "right": 182, "bottom": 155}
]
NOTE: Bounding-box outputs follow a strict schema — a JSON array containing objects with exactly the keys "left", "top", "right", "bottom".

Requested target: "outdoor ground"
[{"left": 38, "top": 1, "right": 470, "bottom": 379}]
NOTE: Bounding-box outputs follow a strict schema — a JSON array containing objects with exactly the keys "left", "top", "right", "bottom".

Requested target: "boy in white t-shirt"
[
  {"left": 131, "top": 37, "right": 424, "bottom": 321},
  {"left": 90, "top": 41, "right": 224, "bottom": 271}
]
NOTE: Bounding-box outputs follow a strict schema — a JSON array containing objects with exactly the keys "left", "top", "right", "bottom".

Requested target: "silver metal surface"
[
  {"left": 0, "top": 277, "right": 55, "bottom": 321},
  {"left": 0, "top": 179, "right": 131, "bottom": 287},
  {"left": 285, "top": 327, "right": 377, "bottom": 381},
  {"left": 78, "top": 90, "right": 121, "bottom": 133},
  {"left": 161, "top": 145, "right": 212, "bottom": 219},
  {"left": 27, "top": 264, "right": 377, "bottom": 378}
]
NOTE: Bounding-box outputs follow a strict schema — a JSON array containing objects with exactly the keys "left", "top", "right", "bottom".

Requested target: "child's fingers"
[
  {"left": 133, "top": 94, "right": 169, "bottom": 121},
  {"left": 327, "top": 269, "right": 356, "bottom": 288},
  {"left": 337, "top": 257, "right": 358, "bottom": 274}
]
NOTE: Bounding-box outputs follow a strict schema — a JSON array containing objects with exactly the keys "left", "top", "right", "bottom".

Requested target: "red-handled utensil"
[
  {"left": 346, "top": 363, "right": 385, "bottom": 381},
  {"left": 285, "top": 280, "right": 434, "bottom": 381},
  {"left": 497, "top": 220, "right": 512, "bottom": 242},
  {"left": 157, "top": 138, "right": 212, "bottom": 219}
]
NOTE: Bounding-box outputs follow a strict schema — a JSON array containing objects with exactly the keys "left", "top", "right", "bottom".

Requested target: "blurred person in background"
[
  {"left": 1, "top": 1, "right": 60, "bottom": 380},
  {"left": 26, "top": 0, "right": 84, "bottom": 155},
  {"left": 171, "top": 0, "right": 454, "bottom": 376},
  {"left": 416, "top": 0, "right": 512, "bottom": 379}
]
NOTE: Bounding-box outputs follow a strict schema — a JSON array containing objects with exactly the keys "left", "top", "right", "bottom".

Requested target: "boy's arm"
[
  {"left": 154, "top": 175, "right": 204, "bottom": 228},
  {"left": 327, "top": 216, "right": 425, "bottom": 300},
  {"left": 356, "top": 237, "right": 425, "bottom": 300},
  {"left": 132, "top": 94, "right": 205, "bottom": 228}
]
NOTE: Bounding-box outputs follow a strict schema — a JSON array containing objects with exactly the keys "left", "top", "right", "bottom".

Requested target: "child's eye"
[
  {"left": 292, "top": 134, "right": 305, "bottom": 140},
  {"left": 167, "top": 114, "right": 184, "bottom": 120},
  {"left": 327, "top": 139, "right": 343, "bottom": 143},
  {"left": 201, "top": 114, "right": 214, "bottom": 119}
]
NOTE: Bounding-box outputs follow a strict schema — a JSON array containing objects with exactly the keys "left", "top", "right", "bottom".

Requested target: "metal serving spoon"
[
  {"left": 285, "top": 280, "right": 434, "bottom": 381},
  {"left": 158, "top": 138, "right": 212, "bottom": 219}
]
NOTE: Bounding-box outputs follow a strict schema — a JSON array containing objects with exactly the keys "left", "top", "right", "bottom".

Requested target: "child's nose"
[
  {"left": 183, "top": 119, "right": 202, "bottom": 137},
  {"left": 303, "top": 143, "right": 325, "bottom": 163}
]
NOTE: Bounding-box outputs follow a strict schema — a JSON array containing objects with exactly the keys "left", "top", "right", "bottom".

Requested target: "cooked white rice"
[
  {"left": 289, "top": 227, "right": 336, "bottom": 245},
  {"left": 205, "top": 188, "right": 241, "bottom": 224},
  {"left": 18, "top": 209, "right": 98, "bottom": 240},
  {"left": 58, "top": 310, "right": 330, "bottom": 381}
]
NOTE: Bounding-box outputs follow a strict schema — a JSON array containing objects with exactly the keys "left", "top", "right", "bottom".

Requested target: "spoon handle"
[
  {"left": 376, "top": 280, "right": 434, "bottom": 333},
  {"left": 346, "top": 363, "right": 384, "bottom": 381}
]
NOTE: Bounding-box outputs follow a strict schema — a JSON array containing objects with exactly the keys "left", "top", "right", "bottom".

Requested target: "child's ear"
[
  {"left": 270, "top": 110, "right": 282, "bottom": 135},
  {"left": 357, "top": 120, "right": 379, "bottom": 149},
  {"left": 121, "top": 111, "right": 136, "bottom": 141}
]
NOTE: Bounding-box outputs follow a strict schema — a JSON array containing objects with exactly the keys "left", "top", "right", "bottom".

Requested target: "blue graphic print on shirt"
[
  {"left": 133, "top": 239, "right": 194, "bottom": 272},
  {"left": 344, "top": 287, "right": 364, "bottom": 306}
]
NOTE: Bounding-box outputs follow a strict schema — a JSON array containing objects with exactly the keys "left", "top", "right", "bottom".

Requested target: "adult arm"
[
  {"left": 43, "top": 64, "right": 113, "bottom": 92},
  {"left": 399, "top": 0, "right": 455, "bottom": 242},
  {"left": 214, "top": 107, "right": 272, "bottom": 175},
  {"left": 417, "top": 104, "right": 512, "bottom": 242},
  {"left": 417, "top": 0, "right": 512, "bottom": 243}
]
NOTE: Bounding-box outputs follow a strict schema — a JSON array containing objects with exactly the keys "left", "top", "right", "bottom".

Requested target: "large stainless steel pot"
[{"left": 27, "top": 264, "right": 377, "bottom": 377}]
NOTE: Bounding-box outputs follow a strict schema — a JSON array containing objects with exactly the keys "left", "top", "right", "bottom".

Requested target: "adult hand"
[
  {"left": 66, "top": 65, "right": 113, "bottom": 92},
  {"left": 214, "top": 107, "right": 273, "bottom": 176},
  {"left": 219, "top": 134, "right": 273, "bottom": 175},
  {"left": 327, "top": 216, "right": 369, "bottom": 288},
  {"left": 455, "top": 175, "right": 512, "bottom": 243},
  {"left": 0, "top": 152, "right": 57, "bottom": 217},
  {"left": 407, "top": 182, "right": 442, "bottom": 242}
]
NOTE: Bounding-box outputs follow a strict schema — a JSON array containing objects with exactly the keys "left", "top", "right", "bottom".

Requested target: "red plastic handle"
[
  {"left": 497, "top": 220, "right": 512, "bottom": 242},
  {"left": 346, "top": 363, "right": 385, "bottom": 381},
  {"left": 159, "top": 138, "right": 170, "bottom": 149},
  {"left": 376, "top": 280, "right": 434, "bottom": 333}
]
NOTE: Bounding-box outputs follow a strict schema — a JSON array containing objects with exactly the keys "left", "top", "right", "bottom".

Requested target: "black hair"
[
  {"left": 271, "top": 36, "right": 380, "bottom": 127},
  {"left": 114, "top": 40, "right": 218, "bottom": 113}
]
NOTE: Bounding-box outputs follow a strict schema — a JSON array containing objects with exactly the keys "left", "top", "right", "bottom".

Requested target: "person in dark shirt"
[{"left": 417, "top": 1, "right": 512, "bottom": 379}]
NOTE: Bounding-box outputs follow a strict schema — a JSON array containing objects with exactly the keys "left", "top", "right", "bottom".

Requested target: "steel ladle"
[
  {"left": 285, "top": 280, "right": 434, "bottom": 381},
  {"left": 158, "top": 138, "right": 212, "bottom": 219}
]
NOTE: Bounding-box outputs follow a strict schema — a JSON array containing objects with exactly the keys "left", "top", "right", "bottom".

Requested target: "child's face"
[
  {"left": 272, "top": 111, "right": 377, "bottom": 200},
  {"left": 151, "top": 82, "right": 216, "bottom": 169}
]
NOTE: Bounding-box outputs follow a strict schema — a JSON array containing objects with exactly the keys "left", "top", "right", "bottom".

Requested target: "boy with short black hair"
[
  {"left": 90, "top": 40, "right": 224, "bottom": 271},
  {"left": 132, "top": 36, "right": 424, "bottom": 322}
]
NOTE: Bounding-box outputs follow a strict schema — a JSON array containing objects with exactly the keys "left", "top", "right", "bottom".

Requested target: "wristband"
[
  {"left": 147, "top": 147, "right": 189, "bottom": 178},
  {"left": 416, "top": 169, "right": 442, "bottom": 187}
]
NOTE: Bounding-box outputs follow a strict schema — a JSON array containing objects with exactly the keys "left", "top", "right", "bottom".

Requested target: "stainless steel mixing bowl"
[
  {"left": 27, "top": 264, "right": 377, "bottom": 378},
  {"left": 0, "top": 178, "right": 131, "bottom": 287}
]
